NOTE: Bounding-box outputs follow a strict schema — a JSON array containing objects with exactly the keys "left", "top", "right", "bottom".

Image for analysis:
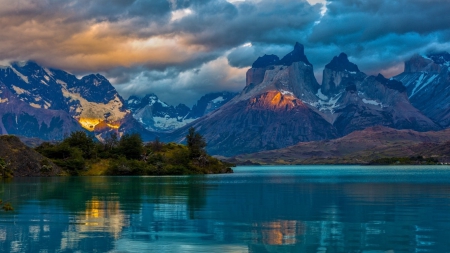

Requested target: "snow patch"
[
  {"left": 316, "top": 88, "right": 329, "bottom": 100},
  {"left": 280, "top": 90, "right": 294, "bottom": 96},
  {"left": 56, "top": 80, "right": 67, "bottom": 87},
  {"left": 152, "top": 116, "right": 197, "bottom": 130},
  {"left": 11, "top": 67, "right": 29, "bottom": 83},
  {"left": 411, "top": 73, "right": 425, "bottom": 96},
  {"left": 30, "top": 103, "right": 41, "bottom": 109},
  {"left": 12, "top": 85, "right": 29, "bottom": 95},
  {"left": 211, "top": 96, "right": 225, "bottom": 103},
  {"left": 308, "top": 93, "right": 342, "bottom": 113},
  {"left": 411, "top": 73, "right": 438, "bottom": 97},
  {"left": 128, "top": 99, "right": 139, "bottom": 104},
  {"left": 362, "top": 98, "right": 382, "bottom": 107},
  {"left": 44, "top": 68, "right": 53, "bottom": 77},
  {"left": 158, "top": 101, "right": 169, "bottom": 107}
]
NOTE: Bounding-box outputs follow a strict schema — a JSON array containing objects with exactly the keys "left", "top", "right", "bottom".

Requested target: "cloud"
[
  {"left": 0, "top": 0, "right": 449, "bottom": 105},
  {"left": 114, "top": 56, "right": 247, "bottom": 106}
]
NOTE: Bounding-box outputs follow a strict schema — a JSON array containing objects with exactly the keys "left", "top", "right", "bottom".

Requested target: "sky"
[{"left": 1, "top": 0, "right": 449, "bottom": 106}]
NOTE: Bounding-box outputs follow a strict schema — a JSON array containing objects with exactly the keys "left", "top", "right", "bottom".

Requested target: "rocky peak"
[
  {"left": 325, "top": 53, "right": 360, "bottom": 73},
  {"left": 278, "top": 42, "right": 312, "bottom": 66},
  {"left": 375, "top": 74, "right": 406, "bottom": 92},
  {"left": 252, "top": 54, "right": 280, "bottom": 68},
  {"left": 428, "top": 52, "right": 450, "bottom": 66},
  {"left": 188, "top": 91, "right": 237, "bottom": 118},
  {"left": 78, "top": 74, "right": 118, "bottom": 103},
  {"left": 321, "top": 53, "right": 365, "bottom": 97},
  {"left": 244, "top": 42, "right": 319, "bottom": 103},
  {"left": 81, "top": 74, "right": 109, "bottom": 86},
  {"left": 404, "top": 54, "right": 441, "bottom": 73}
]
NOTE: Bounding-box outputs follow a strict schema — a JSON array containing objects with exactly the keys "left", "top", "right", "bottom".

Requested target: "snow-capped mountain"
[
  {"left": 126, "top": 92, "right": 236, "bottom": 132},
  {"left": 314, "top": 53, "right": 439, "bottom": 135},
  {"left": 0, "top": 61, "right": 157, "bottom": 140},
  {"left": 166, "top": 43, "right": 440, "bottom": 156},
  {"left": 126, "top": 94, "right": 192, "bottom": 132},
  {"left": 394, "top": 52, "right": 450, "bottom": 127},
  {"left": 187, "top": 92, "right": 237, "bottom": 119}
]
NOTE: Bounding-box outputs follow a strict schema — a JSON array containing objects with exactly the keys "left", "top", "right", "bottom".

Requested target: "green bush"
[
  {"left": 0, "top": 158, "right": 13, "bottom": 178},
  {"left": 107, "top": 157, "right": 148, "bottom": 175}
]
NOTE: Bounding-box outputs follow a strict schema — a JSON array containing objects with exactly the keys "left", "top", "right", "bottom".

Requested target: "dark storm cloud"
[
  {"left": 310, "top": 0, "right": 450, "bottom": 44},
  {"left": 0, "top": 0, "right": 449, "bottom": 105},
  {"left": 176, "top": 0, "right": 320, "bottom": 49},
  {"left": 303, "top": 0, "right": 450, "bottom": 81}
]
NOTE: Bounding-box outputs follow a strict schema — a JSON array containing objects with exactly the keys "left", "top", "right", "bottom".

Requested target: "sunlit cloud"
[
  {"left": 0, "top": 0, "right": 449, "bottom": 105},
  {"left": 170, "top": 8, "right": 193, "bottom": 22}
]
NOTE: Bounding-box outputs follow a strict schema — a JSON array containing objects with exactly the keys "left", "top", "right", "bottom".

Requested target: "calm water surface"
[{"left": 2, "top": 165, "right": 450, "bottom": 252}]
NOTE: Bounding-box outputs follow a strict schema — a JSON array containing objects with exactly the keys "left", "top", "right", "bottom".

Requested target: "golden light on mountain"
[
  {"left": 78, "top": 118, "right": 121, "bottom": 132},
  {"left": 78, "top": 118, "right": 103, "bottom": 131}
]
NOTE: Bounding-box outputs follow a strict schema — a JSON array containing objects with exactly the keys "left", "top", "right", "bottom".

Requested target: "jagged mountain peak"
[
  {"left": 374, "top": 74, "right": 406, "bottom": 92},
  {"left": 249, "top": 42, "right": 312, "bottom": 69},
  {"left": 404, "top": 54, "right": 441, "bottom": 73},
  {"left": 126, "top": 91, "right": 236, "bottom": 132},
  {"left": 325, "top": 53, "right": 360, "bottom": 73},
  {"left": 428, "top": 52, "right": 450, "bottom": 66},
  {"left": 11, "top": 60, "right": 37, "bottom": 68},
  {"left": 252, "top": 54, "right": 280, "bottom": 68},
  {"left": 321, "top": 53, "right": 365, "bottom": 97},
  {"left": 243, "top": 43, "right": 319, "bottom": 104},
  {"left": 81, "top": 73, "right": 110, "bottom": 85},
  {"left": 279, "top": 42, "right": 312, "bottom": 66},
  {"left": 394, "top": 51, "right": 450, "bottom": 128}
]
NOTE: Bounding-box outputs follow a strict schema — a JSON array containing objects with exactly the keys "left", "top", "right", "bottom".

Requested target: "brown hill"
[
  {"left": 0, "top": 135, "right": 61, "bottom": 177},
  {"left": 229, "top": 126, "right": 450, "bottom": 164}
]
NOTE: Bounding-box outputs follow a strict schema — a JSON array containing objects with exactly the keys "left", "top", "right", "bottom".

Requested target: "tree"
[
  {"left": 104, "top": 132, "right": 119, "bottom": 150},
  {"left": 148, "top": 136, "right": 163, "bottom": 152},
  {"left": 118, "top": 133, "right": 144, "bottom": 160},
  {"left": 63, "top": 131, "right": 96, "bottom": 159},
  {"left": 186, "top": 127, "right": 206, "bottom": 159}
]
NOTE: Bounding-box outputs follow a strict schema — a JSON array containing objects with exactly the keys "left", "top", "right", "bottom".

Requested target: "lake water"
[{"left": 2, "top": 165, "right": 450, "bottom": 252}]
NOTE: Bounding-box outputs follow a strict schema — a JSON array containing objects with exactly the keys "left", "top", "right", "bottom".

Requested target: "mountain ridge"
[{"left": 164, "top": 43, "right": 442, "bottom": 156}]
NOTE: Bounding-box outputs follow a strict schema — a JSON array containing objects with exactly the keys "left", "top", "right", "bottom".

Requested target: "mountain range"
[
  {"left": 166, "top": 43, "right": 444, "bottom": 156},
  {"left": 1, "top": 43, "right": 450, "bottom": 158},
  {"left": 126, "top": 92, "right": 236, "bottom": 132}
]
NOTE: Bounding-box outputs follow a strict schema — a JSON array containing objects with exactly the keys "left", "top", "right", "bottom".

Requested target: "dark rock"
[
  {"left": 251, "top": 54, "right": 280, "bottom": 68},
  {"left": 428, "top": 52, "right": 450, "bottom": 65},
  {"left": 325, "top": 53, "right": 360, "bottom": 73},
  {"left": 375, "top": 74, "right": 406, "bottom": 92},
  {"left": 278, "top": 42, "right": 312, "bottom": 66}
]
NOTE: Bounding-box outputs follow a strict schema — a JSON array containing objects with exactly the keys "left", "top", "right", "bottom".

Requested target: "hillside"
[
  {"left": 228, "top": 126, "right": 450, "bottom": 165},
  {"left": 0, "top": 135, "right": 61, "bottom": 177}
]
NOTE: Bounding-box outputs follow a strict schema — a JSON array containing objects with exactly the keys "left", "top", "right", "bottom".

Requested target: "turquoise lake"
[{"left": 2, "top": 165, "right": 450, "bottom": 252}]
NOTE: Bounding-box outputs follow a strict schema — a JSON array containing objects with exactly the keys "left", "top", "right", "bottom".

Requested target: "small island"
[{"left": 0, "top": 127, "right": 233, "bottom": 178}]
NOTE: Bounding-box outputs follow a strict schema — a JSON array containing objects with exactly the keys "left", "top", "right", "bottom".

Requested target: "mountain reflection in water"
[{"left": 1, "top": 166, "right": 450, "bottom": 252}]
